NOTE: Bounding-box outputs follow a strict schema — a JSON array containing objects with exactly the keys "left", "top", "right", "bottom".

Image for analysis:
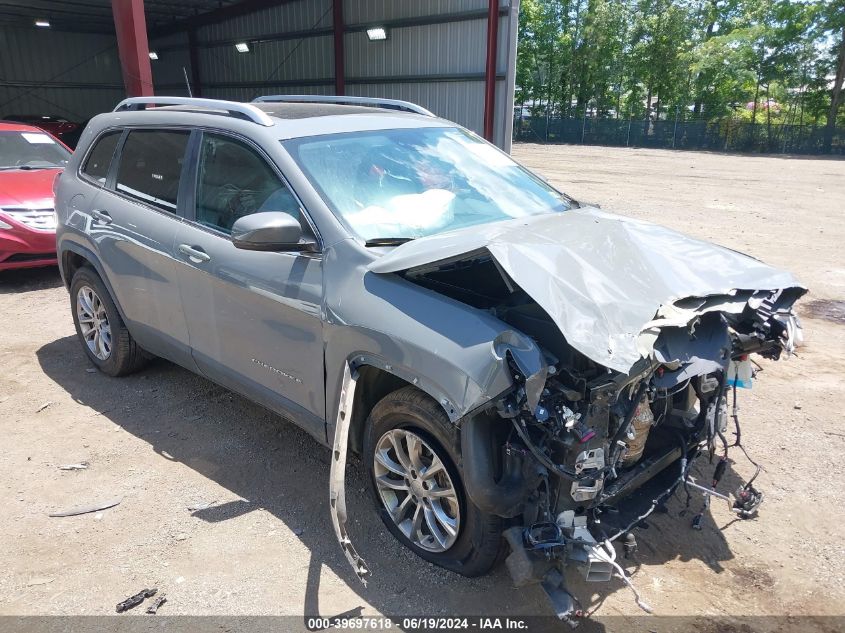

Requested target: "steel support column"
[
  {"left": 483, "top": 0, "right": 499, "bottom": 141},
  {"left": 333, "top": 0, "right": 345, "bottom": 95},
  {"left": 111, "top": 0, "right": 154, "bottom": 97},
  {"left": 501, "top": 0, "right": 520, "bottom": 153}
]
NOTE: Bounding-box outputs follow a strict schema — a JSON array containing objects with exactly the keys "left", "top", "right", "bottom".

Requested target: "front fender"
[
  {"left": 322, "top": 239, "right": 548, "bottom": 435},
  {"left": 323, "top": 322, "right": 546, "bottom": 436},
  {"left": 325, "top": 328, "right": 481, "bottom": 426}
]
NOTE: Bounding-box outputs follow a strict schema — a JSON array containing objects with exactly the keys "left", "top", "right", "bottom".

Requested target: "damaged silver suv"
[{"left": 56, "top": 96, "right": 804, "bottom": 621}]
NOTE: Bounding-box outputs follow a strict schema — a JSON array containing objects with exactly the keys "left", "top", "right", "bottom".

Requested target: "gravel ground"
[{"left": 1, "top": 144, "right": 843, "bottom": 628}]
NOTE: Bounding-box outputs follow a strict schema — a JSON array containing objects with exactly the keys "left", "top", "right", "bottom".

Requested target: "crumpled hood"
[{"left": 368, "top": 207, "right": 806, "bottom": 373}]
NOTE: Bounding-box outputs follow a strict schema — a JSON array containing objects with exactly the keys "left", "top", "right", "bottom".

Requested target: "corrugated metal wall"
[
  {"left": 344, "top": 0, "right": 489, "bottom": 23},
  {"left": 0, "top": 1, "right": 518, "bottom": 146},
  {"left": 199, "top": 36, "right": 335, "bottom": 90},
  {"left": 195, "top": 0, "right": 334, "bottom": 96},
  {"left": 0, "top": 27, "right": 124, "bottom": 121},
  {"left": 181, "top": 0, "right": 515, "bottom": 145},
  {"left": 149, "top": 31, "right": 192, "bottom": 96},
  {"left": 0, "top": 27, "right": 193, "bottom": 118},
  {"left": 203, "top": 0, "right": 334, "bottom": 40},
  {"left": 344, "top": 21, "right": 487, "bottom": 77}
]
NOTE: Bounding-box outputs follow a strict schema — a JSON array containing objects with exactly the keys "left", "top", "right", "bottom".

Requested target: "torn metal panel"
[
  {"left": 650, "top": 312, "right": 732, "bottom": 388},
  {"left": 329, "top": 362, "right": 370, "bottom": 585},
  {"left": 493, "top": 330, "right": 549, "bottom": 412},
  {"left": 369, "top": 207, "right": 805, "bottom": 373}
]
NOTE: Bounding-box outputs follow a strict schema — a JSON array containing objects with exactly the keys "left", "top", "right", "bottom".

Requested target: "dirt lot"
[{"left": 1, "top": 145, "right": 844, "bottom": 628}]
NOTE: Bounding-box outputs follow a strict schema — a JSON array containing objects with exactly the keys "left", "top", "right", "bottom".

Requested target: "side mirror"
[{"left": 231, "top": 211, "right": 315, "bottom": 252}]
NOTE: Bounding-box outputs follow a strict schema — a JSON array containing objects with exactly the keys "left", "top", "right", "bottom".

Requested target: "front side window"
[
  {"left": 81, "top": 131, "right": 121, "bottom": 184},
  {"left": 115, "top": 130, "right": 190, "bottom": 212},
  {"left": 284, "top": 127, "right": 570, "bottom": 241},
  {"left": 0, "top": 130, "right": 71, "bottom": 171},
  {"left": 195, "top": 132, "right": 300, "bottom": 234}
]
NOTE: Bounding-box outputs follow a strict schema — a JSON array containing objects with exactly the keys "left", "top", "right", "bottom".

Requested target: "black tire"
[
  {"left": 69, "top": 266, "right": 148, "bottom": 377},
  {"left": 364, "top": 386, "right": 504, "bottom": 577}
]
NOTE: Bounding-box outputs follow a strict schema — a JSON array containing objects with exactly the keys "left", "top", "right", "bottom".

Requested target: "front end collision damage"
[
  {"left": 321, "top": 237, "right": 549, "bottom": 427},
  {"left": 327, "top": 210, "right": 806, "bottom": 623}
]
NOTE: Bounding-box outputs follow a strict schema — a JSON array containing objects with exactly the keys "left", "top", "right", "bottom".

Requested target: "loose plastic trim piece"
[{"left": 329, "top": 362, "right": 371, "bottom": 585}]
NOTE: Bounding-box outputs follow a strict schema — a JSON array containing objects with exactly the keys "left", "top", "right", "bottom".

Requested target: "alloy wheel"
[
  {"left": 373, "top": 428, "right": 461, "bottom": 552},
  {"left": 76, "top": 285, "right": 112, "bottom": 361}
]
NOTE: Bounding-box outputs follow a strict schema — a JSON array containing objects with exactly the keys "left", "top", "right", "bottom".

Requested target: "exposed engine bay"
[
  {"left": 326, "top": 208, "right": 807, "bottom": 625},
  {"left": 402, "top": 251, "right": 804, "bottom": 625}
]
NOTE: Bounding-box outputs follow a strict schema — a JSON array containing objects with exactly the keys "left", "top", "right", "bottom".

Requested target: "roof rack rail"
[
  {"left": 252, "top": 95, "right": 435, "bottom": 117},
  {"left": 113, "top": 97, "right": 274, "bottom": 127}
]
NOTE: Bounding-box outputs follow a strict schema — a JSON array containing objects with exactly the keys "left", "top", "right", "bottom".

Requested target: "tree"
[
  {"left": 820, "top": 0, "right": 845, "bottom": 151},
  {"left": 513, "top": 0, "right": 843, "bottom": 151}
]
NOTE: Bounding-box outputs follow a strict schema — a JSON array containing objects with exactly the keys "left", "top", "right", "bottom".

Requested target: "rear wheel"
[
  {"left": 364, "top": 386, "right": 504, "bottom": 577},
  {"left": 70, "top": 266, "right": 148, "bottom": 376}
]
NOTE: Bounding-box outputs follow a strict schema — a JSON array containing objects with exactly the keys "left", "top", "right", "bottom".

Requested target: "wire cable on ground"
[{"left": 592, "top": 539, "right": 653, "bottom": 614}]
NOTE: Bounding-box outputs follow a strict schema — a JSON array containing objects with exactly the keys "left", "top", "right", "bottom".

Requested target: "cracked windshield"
[{"left": 287, "top": 127, "right": 570, "bottom": 241}]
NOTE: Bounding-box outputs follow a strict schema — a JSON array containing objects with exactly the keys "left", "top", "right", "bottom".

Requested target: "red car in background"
[
  {"left": 2, "top": 115, "right": 81, "bottom": 147},
  {"left": 0, "top": 122, "right": 71, "bottom": 272}
]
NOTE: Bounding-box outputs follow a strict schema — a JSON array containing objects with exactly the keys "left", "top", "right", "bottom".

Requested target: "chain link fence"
[{"left": 514, "top": 116, "right": 845, "bottom": 155}]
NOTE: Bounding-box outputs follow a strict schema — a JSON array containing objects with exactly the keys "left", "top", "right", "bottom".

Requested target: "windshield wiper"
[{"left": 364, "top": 237, "right": 416, "bottom": 247}]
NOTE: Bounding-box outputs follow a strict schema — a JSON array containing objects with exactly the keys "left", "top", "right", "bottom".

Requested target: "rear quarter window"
[
  {"left": 81, "top": 131, "right": 121, "bottom": 185},
  {"left": 115, "top": 130, "right": 190, "bottom": 212}
]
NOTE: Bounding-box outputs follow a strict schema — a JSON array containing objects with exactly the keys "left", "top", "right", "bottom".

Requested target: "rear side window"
[
  {"left": 115, "top": 130, "right": 190, "bottom": 212},
  {"left": 81, "top": 131, "right": 121, "bottom": 184}
]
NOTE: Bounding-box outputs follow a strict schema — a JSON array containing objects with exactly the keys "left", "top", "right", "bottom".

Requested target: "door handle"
[
  {"left": 91, "top": 209, "right": 112, "bottom": 225},
  {"left": 178, "top": 243, "right": 211, "bottom": 263}
]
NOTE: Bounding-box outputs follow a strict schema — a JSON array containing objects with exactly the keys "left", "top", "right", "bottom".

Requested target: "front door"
[{"left": 173, "top": 131, "right": 326, "bottom": 442}]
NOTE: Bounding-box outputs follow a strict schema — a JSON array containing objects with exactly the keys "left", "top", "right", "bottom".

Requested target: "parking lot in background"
[{"left": 1, "top": 144, "right": 844, "bottom": 623}]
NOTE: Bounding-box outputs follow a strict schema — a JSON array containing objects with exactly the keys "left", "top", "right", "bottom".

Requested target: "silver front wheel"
[
  {"left": 76, "top": 285, "right": 112, "bottom": 361},
  {"left": 373, "top": 428, "right": 461, "bottom": 553}
]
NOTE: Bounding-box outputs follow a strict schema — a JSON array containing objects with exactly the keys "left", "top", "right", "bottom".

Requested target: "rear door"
[
  {"left": 173, "top": 130, "right": 326, "bottom": 441},
  {"left": 82, "top": 127, "right": 194, "bottom": 367}
]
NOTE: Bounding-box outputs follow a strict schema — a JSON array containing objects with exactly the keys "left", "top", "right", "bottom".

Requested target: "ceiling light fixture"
[
  {"left": 366, "top": 27, "right": 387, "bottom": 41},
  {"left": 148, "top": 51, "right": 159, "bottom": 60},
  {"left": 35, "top": 19, "right": 50, "bottom": 28},
  {"left": 235, "top": 42, "right": 250, "bottom": 53}
]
